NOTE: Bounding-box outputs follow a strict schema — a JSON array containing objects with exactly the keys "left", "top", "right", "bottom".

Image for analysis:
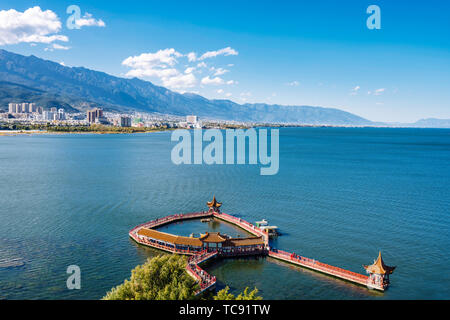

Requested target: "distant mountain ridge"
[
  {"left": 410, "top": 118, "right": 450, "bottom": 128},
  {"left": 0, "top": 49, "right": 375, "bottom": 125}
]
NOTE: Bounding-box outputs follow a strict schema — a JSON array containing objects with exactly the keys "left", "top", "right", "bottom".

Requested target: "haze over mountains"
[{"left": 0, "top": 49, "right": 448, "bottom": 127}]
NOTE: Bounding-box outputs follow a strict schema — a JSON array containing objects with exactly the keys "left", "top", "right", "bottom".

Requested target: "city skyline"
[{"left": 0, "top": 1, "right": 449, "bottom": 122}]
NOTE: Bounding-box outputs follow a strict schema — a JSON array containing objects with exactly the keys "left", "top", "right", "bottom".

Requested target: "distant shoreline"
[
  {"left": 0, "top": 128, "right": 172, "bottom": 136},
  {"left": 1, "top": 125, "right": 449, "bottom": 136}
]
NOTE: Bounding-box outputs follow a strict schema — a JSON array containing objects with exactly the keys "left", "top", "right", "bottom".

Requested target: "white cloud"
[
  {"left": 75, "top": 12, "right": 105, "bottom": 28},
  {"left": 122, "top": 48, "right": 183, "bottom": 69},
  {"left": 239, "top": 91, "right": 252, "bottom": 102},
  {"left": 0, "top": 6, "right": 68, "bottom": 45},
  {"left": 122, "top": 49, "right": 200, "bottom": 89},
  {"left": 44, "top": 43, "right": 71, "bottom": 52},
  {"left": 368, "top": 88, "right": 385, "bottom": 96},
  {"left": 199, "top": 47, "right": 238, "bottom": 60},
  {"left": 122, "top": 47, "right": 239, "bottom": 90},
  {"left": 374, "top": 88, "right": 385, "bottom": 95},
  {"left": 212, "top": 67, "right": 229, "bottom": 76},
  {"left": 163, "top": 73, "right": 196, "bottom": 89},
  {"left": 52, "top": 43, "right": 70, "bottom": 50},
  {"left": 201, "top": 76, "right": 224, "bottom": 85},
  {"left": 286, "top": 81, "right": 300, "bottom": 87},
  {"left": 216, "top": 89, "right": 232, "bottom": 98},
  {"left": 350, "top": 85, "right": 360, "bottom": 95},
  {"left": 187, "top": 52, "right": 197, "bottom": 62}
]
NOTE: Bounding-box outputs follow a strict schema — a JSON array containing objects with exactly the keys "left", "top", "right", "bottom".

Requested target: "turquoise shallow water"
[{"left": 0, "top": 128, "right": 449, "bottom": 299}]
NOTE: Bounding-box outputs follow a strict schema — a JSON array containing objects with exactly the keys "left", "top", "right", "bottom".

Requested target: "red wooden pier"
[{"left": 129, "top": 198, "right": 395, "bottom": 294}]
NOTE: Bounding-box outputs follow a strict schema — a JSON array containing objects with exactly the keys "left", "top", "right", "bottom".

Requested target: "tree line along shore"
[{"left": 0, "top": 123, "right": 175, "bottom": 134}]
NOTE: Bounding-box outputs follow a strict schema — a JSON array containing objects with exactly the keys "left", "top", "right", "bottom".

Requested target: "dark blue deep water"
[{"left": 0, "top": 128, "right": 449, "bottom": 299}]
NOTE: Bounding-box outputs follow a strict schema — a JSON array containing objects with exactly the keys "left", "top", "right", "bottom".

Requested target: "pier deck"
[
  {"left": 268, "top": 249, "right": 372, "bottom": 289},
  {"left": 186, "top": 250, "right": 218, "bottom": 295},
  {"left": 129, "top": 211, "right": 384, "bottom": 293}
]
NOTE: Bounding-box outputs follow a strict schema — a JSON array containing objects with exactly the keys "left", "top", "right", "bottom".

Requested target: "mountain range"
[
  {"left": 0, "top": 49, "right": 373, "bottom": 125},
  {"left": 0, "top": 49, "right": 448, "bottom": 127}
]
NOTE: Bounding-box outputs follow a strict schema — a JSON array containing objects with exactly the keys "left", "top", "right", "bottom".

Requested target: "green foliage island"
[{"left": 103, "top": 254, "right": 262, "bottom": 300}]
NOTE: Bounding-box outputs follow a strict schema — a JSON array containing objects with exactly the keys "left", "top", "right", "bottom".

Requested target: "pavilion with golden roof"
[
  {"left": 364, "top": 252, "right": 396, "bottom": 289},
  {"left": 207, "top": 196, "right": 222, "bottom": 213}
]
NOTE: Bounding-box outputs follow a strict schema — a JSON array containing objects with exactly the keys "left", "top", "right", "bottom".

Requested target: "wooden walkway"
[
  {"left": 186, "top": 250, "right": 218, "bottom": 295},
  {"left": 268, "top": 249, "right": 374, "bottom": 289},
  {"left": 129, "top": 211, "right": 384, "bottom": 293},
  {"left": 129, "top": 211, "right": 214, "bottom": 255}
]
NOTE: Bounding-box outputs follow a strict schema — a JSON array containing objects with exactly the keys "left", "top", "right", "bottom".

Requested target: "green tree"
[
  {"left": 103, "top": 254, "right": 198, "bottom": 300},
  {"left": 213, "top": 286, "right": 263, "bottom": 300},
  {"left": 103, "top": 254, "right": 263, "bottom": 300}
]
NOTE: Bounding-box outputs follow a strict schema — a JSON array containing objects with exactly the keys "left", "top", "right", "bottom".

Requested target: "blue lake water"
[{"left": 0, "top": 127, "right": 449, "bottom": 299}]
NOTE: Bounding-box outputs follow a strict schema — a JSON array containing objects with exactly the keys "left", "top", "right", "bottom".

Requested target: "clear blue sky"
[{"left": 1, "top": 0, "right": 449, "bottom": 122}]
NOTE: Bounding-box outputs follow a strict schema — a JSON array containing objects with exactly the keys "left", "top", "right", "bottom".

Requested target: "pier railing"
[
  {"left": 129, "top": 211, "right": 213, "bottom": 234},
  {"left": 269, "top": 249, "right": 369, "bottom": 286},
  {"left": 187, "top": 250, "right": 218, "bottom": 295},
  {"left": 213, "top": 212, "right": 269, "bottom": 246}
]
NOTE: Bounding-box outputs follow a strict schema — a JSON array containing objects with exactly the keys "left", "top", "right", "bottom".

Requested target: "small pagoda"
[
  {"left": 364, "top": 252, "right": 396, "bottom": 289},
  {"left": 207, "top": 196, "right": 222, "bottom": 213}
]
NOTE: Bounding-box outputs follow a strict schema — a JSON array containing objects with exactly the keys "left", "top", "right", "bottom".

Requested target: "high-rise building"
[
  {"left": 87, "top": 108, "right": 103, "bottom": 123},
  {"left": 43, "top": 111, "right": 55, "bottom": 121},
  {"left": 8, "top": 103, "right": 20, "bottom": 113},
  {"left": 57, "top": 109, "right": 66, "bottom": 120},
  {"left": 87, "top": 110, "right": 95, "bottom": 123},
  {"left": 120, "top": 116, "right": 132, "bottom": 127},
  {"left": 50, "top": 107, "right": 57, "bottom": 113},
  {"left": 29, "top": 103, "right": 37, "bottom": 113},
  {"left": 21, "top": 103, "right": 29, "bottom": 113}
]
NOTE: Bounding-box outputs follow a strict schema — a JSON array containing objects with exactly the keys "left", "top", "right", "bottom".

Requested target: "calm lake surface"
[{"left": 0, "top": 128, "right": 449, "bottom": 299}]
